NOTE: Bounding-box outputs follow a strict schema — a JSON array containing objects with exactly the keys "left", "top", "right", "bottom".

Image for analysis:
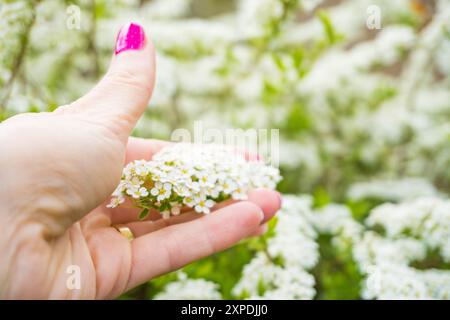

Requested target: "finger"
[
  {"left": 247, "top": 189, "right": 281, "bottom": 223},
  {"left": 124, "top": 212, "right": 200, "bottom": 237},
  {"left": 125, "top": 201, "right": 264, "bottom": 290},
  {"left": 237, "top": 148, "right": 262, "bottom": 162},
  {"left": 65, "top": 22, "right": 156, "bottom": 140},
  {"left": 103, "top": 199, "right": 162, "bottom": 225},
  {"left": 252, "top": 223, "right": 269, "bottom": 237},
  {"left": 125, "top": 137, "right": 171, "bottom": 164},
  {"left": 106, "top": 187, "right": 281, "bottom": 225},
  {"left": 212, "top": 189, "right": 281, "bottom": 223},
  {"left": 112, "top": 192, "right": 273, "bottom": 238},
  {"left": 107, "top": 187, "right": 281, "bottom": 225}
]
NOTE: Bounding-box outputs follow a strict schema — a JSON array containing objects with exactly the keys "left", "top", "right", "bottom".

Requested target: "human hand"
[{"left": 0, "top": 23, "right": 281, "bottom": 299}]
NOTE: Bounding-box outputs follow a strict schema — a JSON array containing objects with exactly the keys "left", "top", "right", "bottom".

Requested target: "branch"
[
  {"left": 0, "top": 4, "right": 37, "bottom": 110},
  {"left": 86, "top": 0, "right": 100, "bottom": 78}
]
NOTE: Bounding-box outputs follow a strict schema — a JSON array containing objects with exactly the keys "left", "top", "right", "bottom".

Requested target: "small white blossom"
[
  {"left": 194, "top": 199, "right": 215, "bottom": 214},
  {"left": 127, "top": 186, "right": 149, "bottom": 199},
  {"left": 219, "top": 178, "right": 237, "bottom": 194},
  {"left": 150, "top": 181, "right": 172, "bottom": 201},
  {"left": 162, "top": 210, "right": 171, "bottom": 219},
  {"left": 106, "top": 196, "right": 125, "bottom": 208},
  {"left": 170, "top": 203, "right": 182, "bottom": 215}
]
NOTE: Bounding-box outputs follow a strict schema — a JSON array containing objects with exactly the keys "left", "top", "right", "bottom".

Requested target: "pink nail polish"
[{"left": 115, "top": 22, "right": 145, "bottom": 55}]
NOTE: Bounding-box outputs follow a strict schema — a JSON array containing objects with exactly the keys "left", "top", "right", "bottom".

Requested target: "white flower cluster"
[
  {"left": 233, "top": 194, "right": 450, "bottom": 300},
  {"left": 347, "top": 178, "right": 441, "bottom": 202},
  {"left": 302, "top": 196, "right": 450, "bottom": 300},
  {"left": 363, "top": 263, "right": 450, "bottom": 300},
  {"left": 366, "top": 198, "right": 450, "bottom": 262},
  {"left": 266, "top": 195, "right": 318, "bottom": 269},
  {"left": 154, "top": 272, "right": 222, "bottom": 300},
  {"left": 237, "top": 0, "right": 290, "bottom": 39},
  {"left": 233, "top": 195, "right": 318, "bottom": 299},
  {"left": 311, "top": 203, "right": 363, "bottom": 249},
  {"left": 233, "top": 253, "right": 316, "bottom": 300},
  {"left": 354, "top": 235, "right": 450, "bottom": 300},
  {"left": 300, "top": 25, "right": 416, "bottom": 94},
  {"left": 141, "top": 0, "right": 192, "bottom": 20},
  {"left": 353, "top": 198, "right": 450, "bottom": 299},
  {"left": 353, "top": 232, "right": 427, "bottom": 274},
  {"left": 108, "top": 143, "right": 281, "bottom": 219}
]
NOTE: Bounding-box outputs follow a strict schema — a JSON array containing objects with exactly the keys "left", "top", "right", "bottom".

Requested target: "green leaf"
[
  {"left": 138, "top": 208, "right": 149, "bottom": 220},
  {"left": 317, "top": 10, "right": 343, "bottom": 45},
  {"left": 257, "top": 276, "right": 266, "bottom": 296},
  {"left": 313, "top": 187, "right": 331, "bottom": 208}
]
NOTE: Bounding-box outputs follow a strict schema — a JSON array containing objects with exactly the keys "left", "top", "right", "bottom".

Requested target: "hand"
[{"left": 0, "top": 23, "right": 281, "bottom": 299}]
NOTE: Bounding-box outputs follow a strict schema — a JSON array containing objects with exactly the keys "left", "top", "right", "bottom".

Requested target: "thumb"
[{"left": 69, "top": 22, "right": 155, "bottom": 139}]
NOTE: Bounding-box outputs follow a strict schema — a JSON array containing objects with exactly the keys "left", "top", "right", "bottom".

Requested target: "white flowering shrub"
[
  {"left": 153, "top": 272, "right": 222, "bottom": 300},
  {"left": 354, "top": 198, "right": 450, "bottom": 299},
  {"left": 366, "top": 198, "right": 450, "bottom": 262},
  {"left": 1, "top": 0, "right": 449, "bottom": 299},
  {"left": 233, "top": 196, "right": 318, "bottom": 299}
]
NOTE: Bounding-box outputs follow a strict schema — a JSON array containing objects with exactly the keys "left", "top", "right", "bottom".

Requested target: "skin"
[{"left": 0, "top": 32, "right": 281, "bottom": 299}]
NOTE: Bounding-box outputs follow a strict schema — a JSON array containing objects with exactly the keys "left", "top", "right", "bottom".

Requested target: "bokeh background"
[{"left": 1, "top": 0, "right": 449, "bottom": 299}]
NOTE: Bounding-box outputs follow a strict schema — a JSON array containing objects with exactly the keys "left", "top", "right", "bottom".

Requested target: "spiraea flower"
[
  {"left": 154, "top": 272, "right": 222, "bottom": 300},
  {"left": 107, "top": 143, "right": 282, "bottom": 219},
  {"left": 233, "top": 195, "right": 319, "bottom": 300}
]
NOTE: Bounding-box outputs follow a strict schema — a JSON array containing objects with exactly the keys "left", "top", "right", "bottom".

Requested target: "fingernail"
[
  {"left": 276, "top": 192, "right": 283, "bottom": 209},
  {"left": 115, "top": 22, "right": 145, "bottom": 55}
]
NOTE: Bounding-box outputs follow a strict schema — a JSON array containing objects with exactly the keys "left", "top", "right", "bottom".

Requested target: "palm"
[{"left": 0, "top": 113, "right": 278, "bottom": 299}]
